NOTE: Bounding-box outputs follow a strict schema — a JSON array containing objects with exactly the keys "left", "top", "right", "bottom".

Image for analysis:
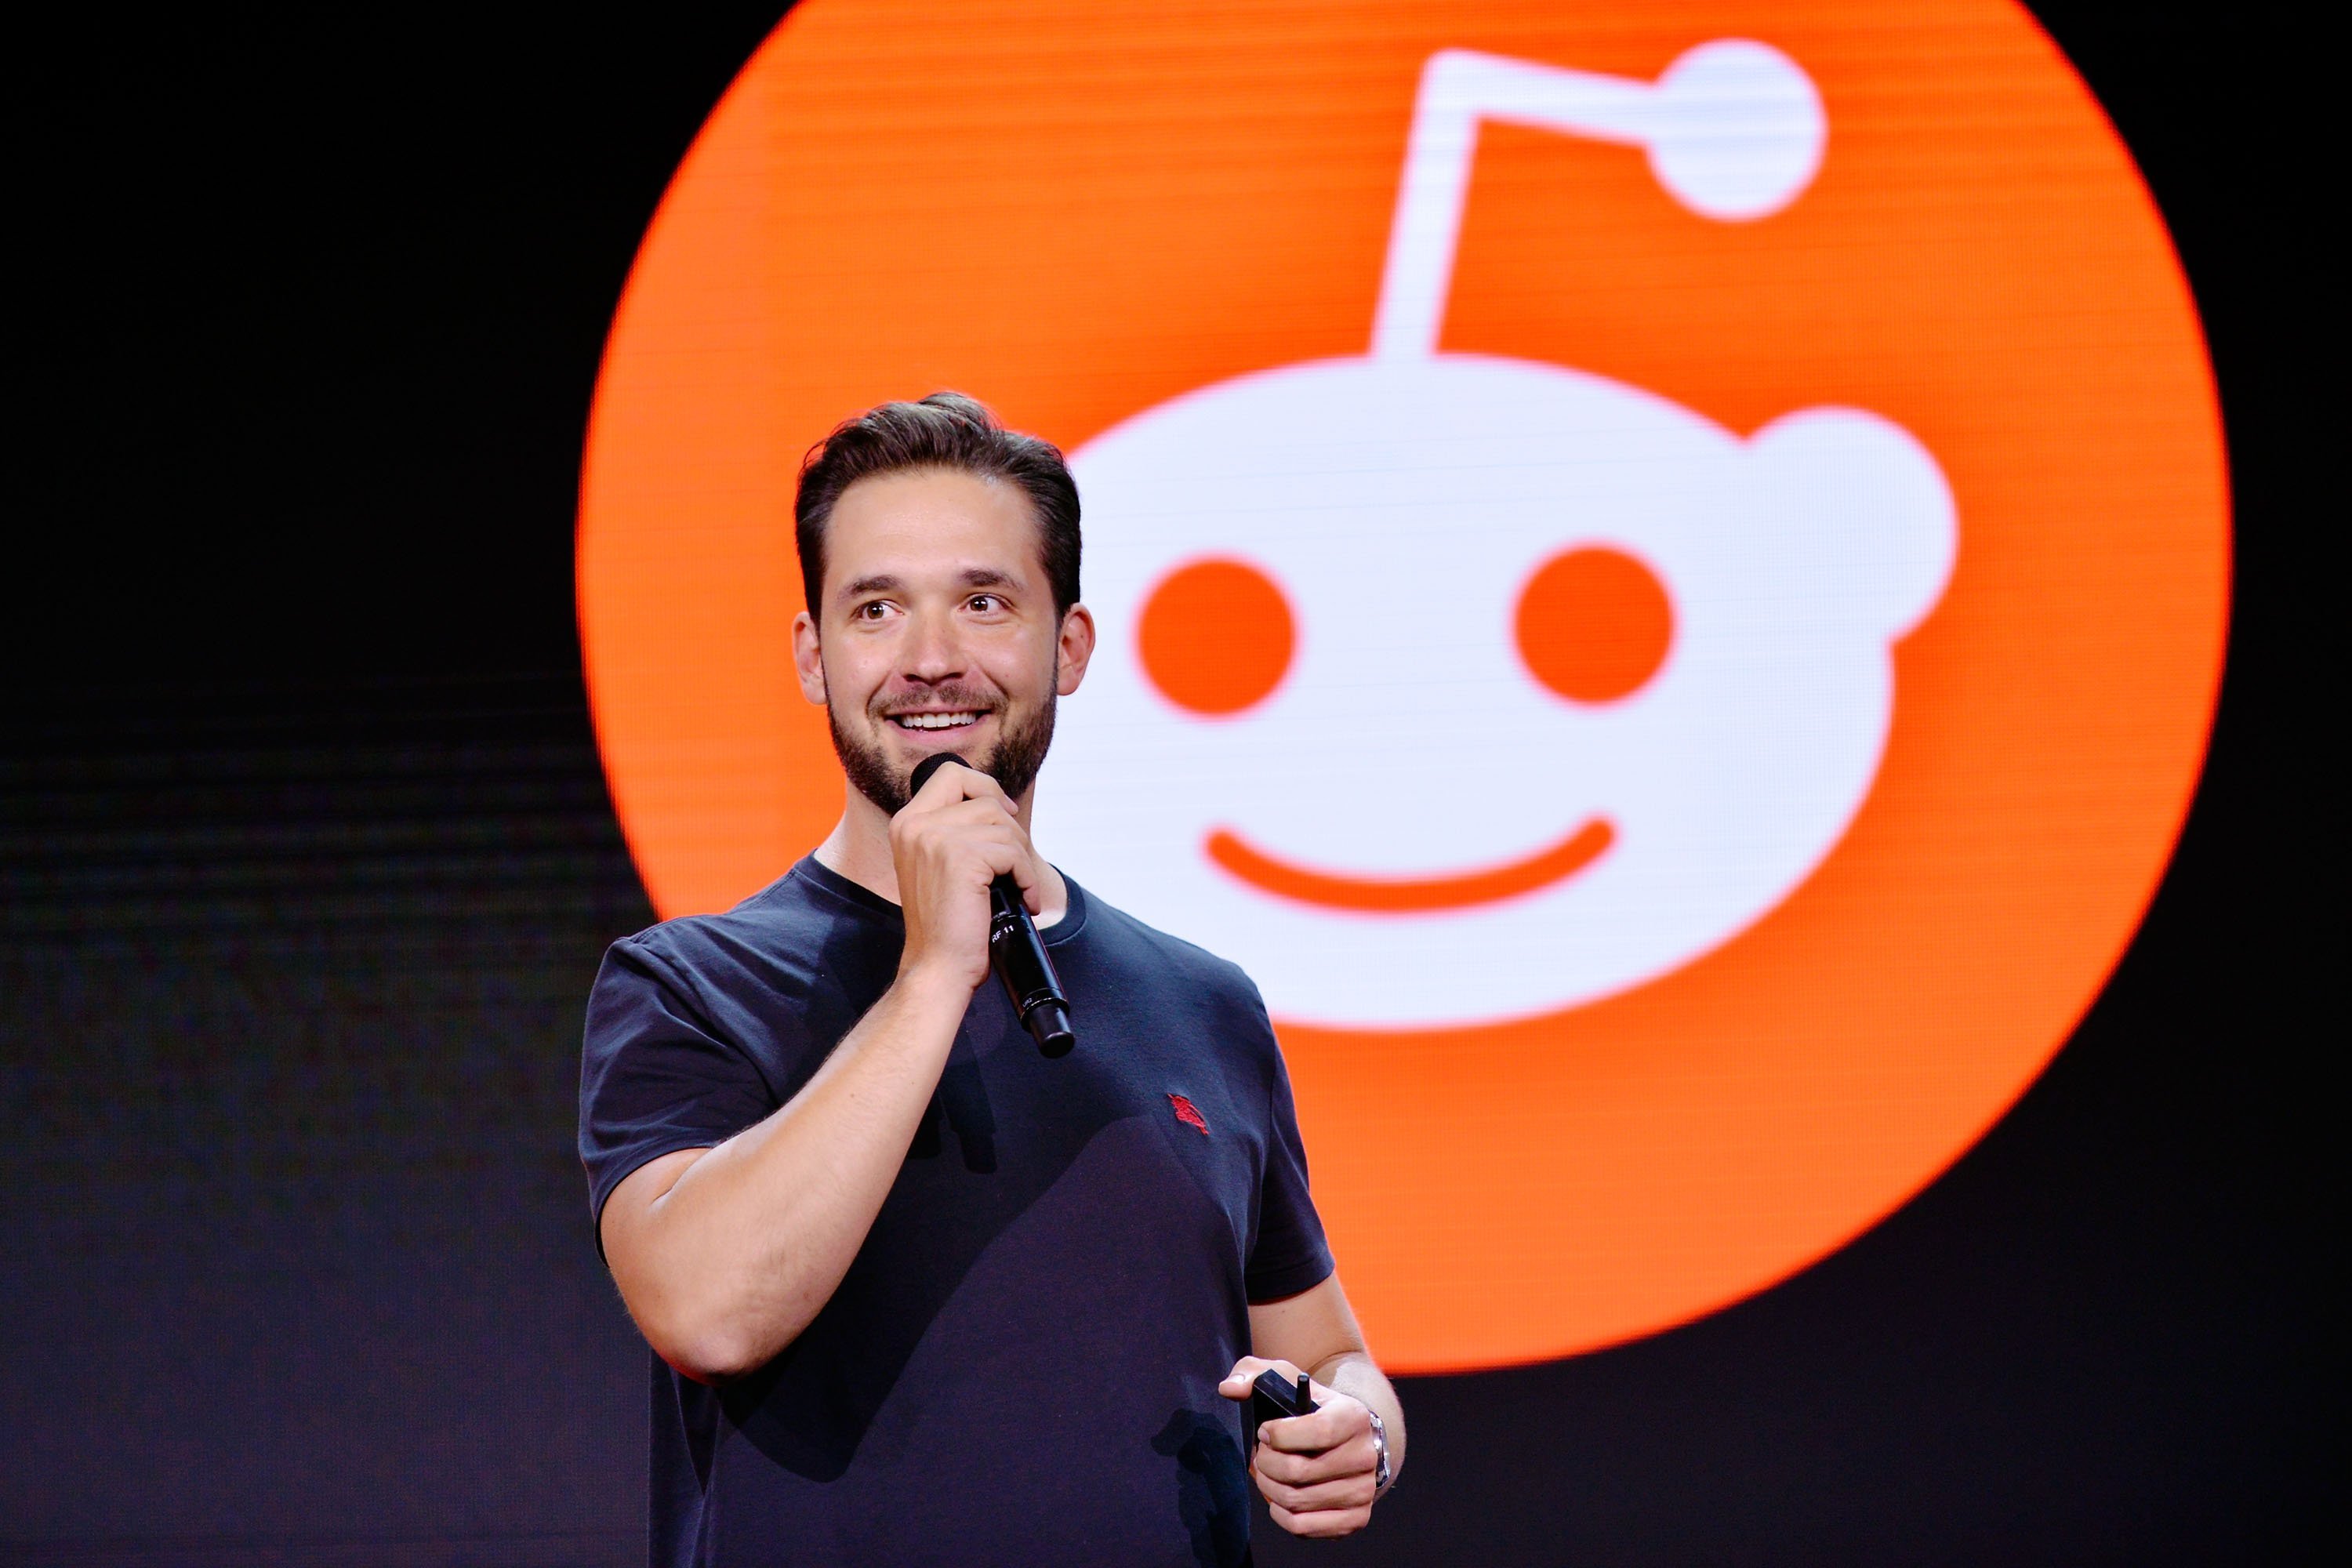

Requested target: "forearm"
[
  {"left": 1310, "top": 1349, "right": 1406, "bottom": 1483},
  {"left": 610, "top": 968, "right": 970, "bottom": 1378}
]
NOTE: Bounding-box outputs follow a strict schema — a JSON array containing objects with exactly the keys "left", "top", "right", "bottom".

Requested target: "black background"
[{"left": 3, "top": 4, "right": 2333, "bottom": 1563}]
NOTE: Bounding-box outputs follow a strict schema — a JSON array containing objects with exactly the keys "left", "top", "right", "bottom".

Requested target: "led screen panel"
[{"left": 578, "top": 0, "right": 2226, "bottom": 1371}]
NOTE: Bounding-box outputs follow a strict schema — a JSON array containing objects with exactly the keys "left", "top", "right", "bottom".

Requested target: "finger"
[
  {"left": 1225, "top": 1356, "right": 1298, "bottom": 1386},
  {"left": 967, "top": 833, "right": 1028, "bottom": 887},
  {"left": 927, "top": 800, "right": 1026, "bottom": 842},
  {"left": 1261, "top": 1403, "right": 1366, "bottom": 1454},
  {"left": 1218, "top": 1357, "right": 1276, "bottom": 1399},
  {"left": 1255, "top": 1469, "right": 1379, "bottom": 1515},
  {"left": 927, "top": 791, "right": 1042, "bottom": 906},
  {"left": 904, "top": 757, "right": 978, "bottom": 811},
  {"left": 1010, "top": 837, "right": 1046, "bottom": 913},
  {"left": 1267, "top": 1499, "right": 1372, "bottom": 1540},
  {"left": 1220, "top": 1356, "right": 1307, "bottom": 1410},
  {"left": 904, "top": 804, "right": 1026, "bottom": 863},
  {"left": 942, "top": 760, "right": 1018, "bottom": 815},
  {"left": 900, "top": 756, "right": 1016, "bottom": 817},
  {"left": 1254, "top": 1432, "right": 1376, "bottom": 1486}
]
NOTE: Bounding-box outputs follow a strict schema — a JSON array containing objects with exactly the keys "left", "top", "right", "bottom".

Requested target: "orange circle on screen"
[
  {"left": 1515, "top": 547, "right": 1676, "bottom": 704},
  {"left": 578, "top": 0, "right": 2227, "bottom": 1372},
  {"left": 1138, "top": 558, "right": 1297, "bottom": 716}
]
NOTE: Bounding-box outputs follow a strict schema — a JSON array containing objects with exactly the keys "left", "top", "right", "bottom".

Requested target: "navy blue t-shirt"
[{"left": 579, "top": 856, "right": 1334, "bottom": 1568}]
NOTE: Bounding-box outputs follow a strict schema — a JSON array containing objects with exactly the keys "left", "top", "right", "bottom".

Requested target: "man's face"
[{"left": 793, "top": 467, "right": 1094, "bottom": 815}]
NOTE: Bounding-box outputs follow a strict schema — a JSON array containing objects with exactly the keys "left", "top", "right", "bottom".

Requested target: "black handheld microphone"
[{"left": 906, "top": 753, "right": 1076, "bottom": 1057}]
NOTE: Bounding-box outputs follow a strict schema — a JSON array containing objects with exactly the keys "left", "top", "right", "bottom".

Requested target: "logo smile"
[{"left": 1205, "top": 818, "right": 1615, "bottom": 913}]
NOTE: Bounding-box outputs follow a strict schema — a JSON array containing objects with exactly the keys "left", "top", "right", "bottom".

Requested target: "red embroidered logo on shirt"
[{"left": 1169, "top": 1094, "right": 1210, "bottom": 1135}]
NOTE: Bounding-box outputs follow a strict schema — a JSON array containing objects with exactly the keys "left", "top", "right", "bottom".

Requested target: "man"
[{"left": 580, "top": 393, "right": 1403, "bottom": 1566}]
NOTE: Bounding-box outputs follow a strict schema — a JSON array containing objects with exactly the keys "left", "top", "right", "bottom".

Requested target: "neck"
[{"left": 813, "top": 780, "right": 1067, "bottom": 923}]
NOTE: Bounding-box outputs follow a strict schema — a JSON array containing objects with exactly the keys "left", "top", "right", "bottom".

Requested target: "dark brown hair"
[{"left": 793, "top": 391, "right": 1081, "bottom": 623}]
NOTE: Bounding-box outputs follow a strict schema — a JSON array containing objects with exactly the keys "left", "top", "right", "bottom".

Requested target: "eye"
[
  {"left": 967, "top": 593, "right": 1001, "bottom": 613},
  {"left": 1137, "top": 557, "right": 1295, "bottom": 716},
  {"left": 1513, "top": 546, "right": 1675, "bottom": 704}
]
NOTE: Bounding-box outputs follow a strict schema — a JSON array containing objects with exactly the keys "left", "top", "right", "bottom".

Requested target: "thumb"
[{"left": 1220, "top": 1356, "right": 1279, "bottom": 1400}]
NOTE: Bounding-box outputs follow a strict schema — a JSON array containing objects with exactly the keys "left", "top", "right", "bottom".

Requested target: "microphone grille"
[{"left": 906, "top": 752, "right": 968, "bottom": 798}]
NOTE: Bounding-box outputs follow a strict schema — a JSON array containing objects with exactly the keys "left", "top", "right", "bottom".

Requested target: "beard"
[{"left": 829, "top": 677, "right": 1059, "bottom": 816}]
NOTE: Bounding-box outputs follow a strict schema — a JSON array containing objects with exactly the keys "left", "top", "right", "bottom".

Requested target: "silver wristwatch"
[{"left": 1366, "top": 1407, "right": 1392, "bottom": 1496}]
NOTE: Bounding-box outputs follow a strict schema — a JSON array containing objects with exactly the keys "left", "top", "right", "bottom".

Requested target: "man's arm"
[
  {"left": 1221, "top": 1272, "right": 1406, "bottom": 1539},
  {"left": 598, "top": 767, "right": 1038, "bottom": 1383}
]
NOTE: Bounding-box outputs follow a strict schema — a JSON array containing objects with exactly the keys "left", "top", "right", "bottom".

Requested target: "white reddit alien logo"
[{"left": 1051, "top": 43, "right": 1956, "bottom": 1029}]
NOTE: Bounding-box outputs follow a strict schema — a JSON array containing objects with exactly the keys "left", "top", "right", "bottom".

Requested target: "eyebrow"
[{"left": 836, "top": 568, "right": 1020, "bottom": 601}]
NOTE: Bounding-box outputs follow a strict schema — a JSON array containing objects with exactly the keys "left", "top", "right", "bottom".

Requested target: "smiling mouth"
[
  {"left": 887, "top": 710, "right": 988, "bottom": 733},
  {"left": 1205, "top": 818, "right": 1616, "bottom": 913}
]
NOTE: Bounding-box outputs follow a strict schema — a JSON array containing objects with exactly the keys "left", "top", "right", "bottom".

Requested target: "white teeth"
[{"left": 895, "top": 712, "right": 981, "bottom": 730}]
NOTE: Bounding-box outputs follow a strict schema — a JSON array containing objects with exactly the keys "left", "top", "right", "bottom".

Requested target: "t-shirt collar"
[{"left": 790, "top": 854, "right": 1090, "bottom": 947}]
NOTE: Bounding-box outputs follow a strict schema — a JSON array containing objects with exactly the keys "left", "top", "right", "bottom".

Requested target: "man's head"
[
  {"left": 797, "top": 393, "right": 1081, "bottom": 630},
  {"left": 791, "top": 394, "right": 1094, "bottom": 816}
]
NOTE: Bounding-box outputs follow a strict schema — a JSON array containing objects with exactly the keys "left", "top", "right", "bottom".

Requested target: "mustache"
[{"left": 873, "top": 685, "right": 1004, "bottom": 718}]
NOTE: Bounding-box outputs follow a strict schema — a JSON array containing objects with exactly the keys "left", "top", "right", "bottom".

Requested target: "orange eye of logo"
[
  {"left": 1513, "top": 546, "right": 1676, "bottom": 704},
  {"left": 1136, "top": 558, "right": 1297, "bottom": 716}
]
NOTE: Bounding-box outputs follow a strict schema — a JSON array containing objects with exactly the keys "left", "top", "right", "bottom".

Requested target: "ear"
[
  {"left": 1747, "top": 408, "right": 1957, "bottom": 639},
  {"left": 791, "top": 609, "right": 829, "bottom": 706},
  {"left": 1055, "top": 604, "right": 1098, "bottom": 696}
]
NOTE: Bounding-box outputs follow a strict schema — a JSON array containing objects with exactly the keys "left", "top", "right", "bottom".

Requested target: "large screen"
[{"left": 579, "top": 0, "right": 2225, "bottom": 1372}]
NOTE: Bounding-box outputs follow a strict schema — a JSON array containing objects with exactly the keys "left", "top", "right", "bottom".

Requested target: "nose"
[{"left": 898, "top": 604, "right": 968, "bottom": 686}]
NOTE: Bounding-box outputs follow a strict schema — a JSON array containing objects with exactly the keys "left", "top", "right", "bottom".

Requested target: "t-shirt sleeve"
[
  {"left": 1243, "top": 989, "right": 1337, "bottom": 1304},
  {"left": 577, "top": 935, "right": 779, "bottom": 1245}
]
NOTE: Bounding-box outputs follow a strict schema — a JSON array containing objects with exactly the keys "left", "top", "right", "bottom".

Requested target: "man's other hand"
[{"left": 1218, "top": 1356, "right": 1380, "bottom": 1538}]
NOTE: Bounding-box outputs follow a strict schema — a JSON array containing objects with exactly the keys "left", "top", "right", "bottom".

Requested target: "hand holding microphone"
[{"left": 899, "top": 753, "right": 1075, "bottom": 1056}]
